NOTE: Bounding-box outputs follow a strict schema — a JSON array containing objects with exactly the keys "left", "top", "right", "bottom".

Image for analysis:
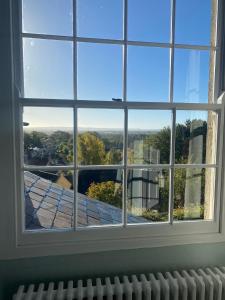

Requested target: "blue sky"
[{"left": 22, "top": 0, "right": 211, "bottom": 129}]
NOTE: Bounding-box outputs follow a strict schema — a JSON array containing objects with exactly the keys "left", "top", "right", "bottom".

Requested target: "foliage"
[
  {"left": 105, "top": 149, "right": 122, "bottom": 164},
  {"left": 144, "top": 127, "right": 171, "bottom": 164},
  {"left": 173, "top": 205, "right": 204, "bottom": 220},
  {"left": 57, "top": 142, "right": 73, "bottom": 164},
  {"left": 142, "top": 205, "right": 204, "bottom": 222},
  {"left": 78, "top": 132, "right": 106, "bottom": 165},
  {"left": 24, "top": 131, "right": 47, "bottom": 150},
  {"left": 24, "top": 118, "right": 208, "bottom": 218},
  {"left": 86, "top": 181, "right": 122, "bottom": 208}
]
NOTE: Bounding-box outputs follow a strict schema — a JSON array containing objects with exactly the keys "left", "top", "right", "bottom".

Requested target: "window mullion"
[
  {"left": 168, "top": 0, "right": 176, "bottom": 224},
  {"left": 169, "top": 109, "right": 176, "bottom": 224},
  {"left": 73, "top": 0, "right": 78, "bottom": 231},
  {"left": 122, "top": 0, "right": 128, "bottom": 227},
  {"left": 169, "top": 0, "right": 176, "bottom": 103}
]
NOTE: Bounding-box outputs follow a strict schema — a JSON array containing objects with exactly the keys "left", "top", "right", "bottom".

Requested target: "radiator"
[{"left": 13, "top": 266, "right": 225, "bottom": 300}]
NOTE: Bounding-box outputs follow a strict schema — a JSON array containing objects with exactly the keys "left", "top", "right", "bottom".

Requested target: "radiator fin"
[{"left": 13, "top": 266, "right": 225, "bottom": 300}]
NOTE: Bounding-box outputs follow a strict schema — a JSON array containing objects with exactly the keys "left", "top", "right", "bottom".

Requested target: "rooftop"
[{"left": 24, "top": 171, "right": 147, "bottom": 229}]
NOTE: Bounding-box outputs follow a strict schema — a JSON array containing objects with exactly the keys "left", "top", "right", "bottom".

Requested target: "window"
[{"left": 11, "top": 0, "right": 225, "bottom": 255}]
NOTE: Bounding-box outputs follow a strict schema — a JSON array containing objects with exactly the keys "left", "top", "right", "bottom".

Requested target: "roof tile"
[{"left": 24, "top": 171, "right": 147, "bottom": 230}]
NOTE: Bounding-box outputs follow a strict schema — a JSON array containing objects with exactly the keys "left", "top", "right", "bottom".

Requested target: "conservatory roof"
[{"left": 24, "top": 171, "right": 147, "bottom": 230}]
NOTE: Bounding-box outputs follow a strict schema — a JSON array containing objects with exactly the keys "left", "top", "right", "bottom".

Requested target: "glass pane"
[
  {"left": 127, "top": 168, "right": 169, "bottom": 223},
  {"left": 23, "top": 107, "right": 73, "bottom": 166},
  {"left": 128, "top": 110, "right": 171, "bottom": 164},
  {"left": 77, "top": 43, "right": 122, "bottom": 100},
  {"left": 78, "top": 109, "right": 124, "bottom": 165},
  {"left": 128, "top": 0, "right": 171, "bottom": 43},
  {"left": 175, "top": 110, "right": 217, "bottom": 164},
  {"left": 173, "top": 49, "right": 209, "bottom": 103},
  {"left": 78, "top": 169, "right": 123, "bottom": 226},
  {"left": 77, "top": 0, "right": 123, "bottom": 39},
  {"left": 175, "top": 0, "right": 211, "bottom": 45},
  {"left": 173, "top": 168, "right": 215, "bottom": 221},
  {"left": 127, "top": 46, "right": 169, "bottom": 101},
  {"left": 23, "top": 38, "right": 73, "bottom": 99},
  {"left": 22, "top": 0, "right": 73, "bottom": 36},
  {"left": 25, "top": 170, "right": 74, "bottom": 230}
]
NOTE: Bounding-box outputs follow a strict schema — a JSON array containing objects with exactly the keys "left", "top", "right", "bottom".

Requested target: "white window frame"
[{"left": 2, "top": 0, "right": 225, "bottom": 259}]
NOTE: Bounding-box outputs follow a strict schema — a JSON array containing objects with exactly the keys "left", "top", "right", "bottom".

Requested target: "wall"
[
  {"left": 1, "top": 0, "right": 225, "bottom": 299},
  {"left": 1, "top": 242, "right": 225, "bottom": 299}
]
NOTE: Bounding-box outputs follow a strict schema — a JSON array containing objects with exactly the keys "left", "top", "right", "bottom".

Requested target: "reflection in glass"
[
  {"left": 127, "top": 169, "right": 169, "bottom": 223},
  {"left": 78, "top": 169, "right": 123, "bottom": 226},
  {"left": 77, "top": 43, "right": 122, "bottom": 100},
  {"left": 22, "top": 0, "right": 73, "bottom": 36},
  {"left": 77, "top": 109, "right": 124, "bottom": 165},
  {"left": 175, "top": 111, "right": 217, "bottom": 164},
  {"left": 24, "top": 170, "right": 74, "bottom": 230},
  {"left": 23, "top": 38, "right": 73, "bottom": 99},
  {"left": 23, "top": 107, "right": 73, "bottom": 166},
  {"left": 173, "top": 168, "right": 215, "bottom": 221},
  {"left": 128, "top": 110, "right": 171, "bottom": 164},
  {"left": 175, "top": 0, "right": 211, "bottom": 45},
  {"left": 127, "top": 46, "right": 169, "bottom": 101},
  {"left": 128, "top": 0, "right": 170, "bottom": 43},
  {"left": 173, "top": 49, "right": 209, "bottom": 103},
  {"left": 77, "top": 0, "right": 123, "bottom": 39}
]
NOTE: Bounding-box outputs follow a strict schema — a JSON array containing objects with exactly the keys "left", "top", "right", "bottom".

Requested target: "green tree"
[
  {"left": 24, "top": 131, "right": 48, "bottom": 165},
  {"left": 86, "top": 181, "right": 122, "bottom": 208},
  {"left": 105, "top": 149, "right": 122, "bottom": 164},
  {"left": 57, "top": 141, "right": 73, "bottom": 164},
  {"left": 78, "top": 132, "right": 106, "bottom": 165},
  {"left": 24, "top": 131, "right": 47, "bottom": 150},
  {"left": 145, "top": 127, "right": 171, "bottom": 164}
]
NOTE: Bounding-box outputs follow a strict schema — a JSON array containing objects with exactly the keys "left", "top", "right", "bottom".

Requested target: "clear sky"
[{"left": 22, "top": 0, "right": 211, "bottom": 129}]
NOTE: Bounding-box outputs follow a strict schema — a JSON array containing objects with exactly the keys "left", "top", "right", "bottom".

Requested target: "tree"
[
  {"left": 144, "top": 127, "right": 171, "bottom": 164},
  {"left": 24, "top": 131, "right": 47, "bottom": 151},
  {"left": 57, "top": 141, "right": 73, "bottom": 164},
  {"left": 78, "top": 132, "right": 106, "bottom": 165},
  {"left": 105, "top": 149, "right": 122, "bottom": 164},
  {"left": 24, "top": 131, "right": 48, "bottom": 165},
  {"left": 86, "top": 181, "right": 122, "bottom": 208}
]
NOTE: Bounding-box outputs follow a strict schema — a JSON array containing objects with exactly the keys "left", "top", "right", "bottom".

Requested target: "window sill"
[{"left": 0, "top": 220, "right": 223, "bottom": 260}]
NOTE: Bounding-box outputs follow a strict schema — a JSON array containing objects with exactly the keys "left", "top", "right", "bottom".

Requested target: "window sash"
[
  {"left": 18, "top": 101, "right": 223, "bottom": 232},
  {"left": 14, "top": 0, "right": 225, "bottom": 242}
]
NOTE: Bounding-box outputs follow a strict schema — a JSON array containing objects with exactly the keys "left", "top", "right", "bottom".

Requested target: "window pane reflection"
[
  {"left": 173, "top": 168, "right": 215, "bottom": 221},
  {"left": 175, "top": 111, "right": 217, "bottom": 164},
  {"left": 127, "top": 168, "right": 169, "bottom": 223}
]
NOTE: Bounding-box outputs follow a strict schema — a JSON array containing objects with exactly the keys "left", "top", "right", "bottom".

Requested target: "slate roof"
[{"left": 24, "top": 171, "right": 147, "bottom": 229}]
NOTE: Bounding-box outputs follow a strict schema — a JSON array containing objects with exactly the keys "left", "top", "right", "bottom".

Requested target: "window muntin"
[{"left": 19, "top": 0, "right": 221, "bottom": 234}]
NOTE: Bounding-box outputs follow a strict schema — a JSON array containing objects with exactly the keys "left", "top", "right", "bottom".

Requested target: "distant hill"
[{"left": 24, "top": 127, "right": 160, "bottom": 134}]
